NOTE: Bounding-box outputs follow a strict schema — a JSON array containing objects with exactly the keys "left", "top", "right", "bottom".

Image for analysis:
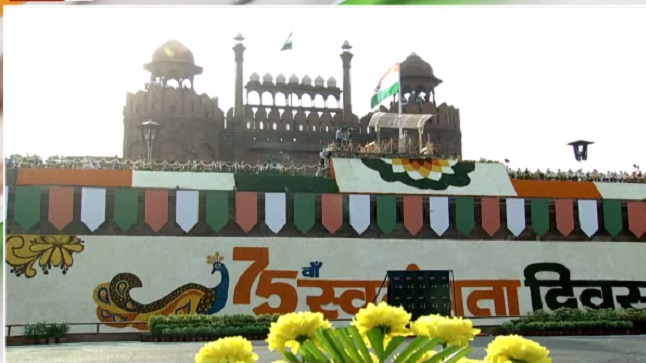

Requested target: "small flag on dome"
[{"left": 281, "top": 32, "right": 293, "bottom": 51}]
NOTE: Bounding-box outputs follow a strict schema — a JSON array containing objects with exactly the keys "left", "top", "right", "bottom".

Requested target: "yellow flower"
[
  {"left": 484, "top": 335, "right": 552, "bottom": 363},
  {"left": 266, "top": 311, "right": 331, "bottom": 353},
  {"left": 458, "top": 359, "right": 485, "bottom": 363},
  {"left": 411, "top": 315, "right": 480, "bottom": 346},
  {"left": 352, "top": 302, "right": 411, "bottom": 339},
  {"left": 270, "top": 361, "right": 287, "bottom": 363},
  {"left": 195, "top": 336, "right": 258, "bottom": 363},
  {"left": 410, "top": 314, "right": 443, "bottom": 337}
]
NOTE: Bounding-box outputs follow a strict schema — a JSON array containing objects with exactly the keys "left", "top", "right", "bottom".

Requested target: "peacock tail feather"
[{"left": 92, "top": 273, "right": 211, "bottom": 330}]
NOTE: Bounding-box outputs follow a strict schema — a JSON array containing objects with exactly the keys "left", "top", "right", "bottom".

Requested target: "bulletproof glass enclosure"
[{"left": 385, "top": 270, "right": 455, "bottom": 320}]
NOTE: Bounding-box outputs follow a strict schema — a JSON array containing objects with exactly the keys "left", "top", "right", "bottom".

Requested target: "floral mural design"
[
  {"left": 5, "top": 235, "right": 85, "bottom": 278},
  {"left": 360, "top": 158, "right": 476, "bottom": 190}
]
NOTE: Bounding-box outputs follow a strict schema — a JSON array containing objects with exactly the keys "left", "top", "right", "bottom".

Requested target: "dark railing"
[
  {"left": 5, "top": 315, "right": 519, "bottom": 337},
  {"left": 5, "top": 321, "right": 150, "bottom": 337}
]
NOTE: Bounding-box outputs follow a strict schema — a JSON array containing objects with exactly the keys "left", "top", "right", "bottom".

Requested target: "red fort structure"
[
  {"left": 121, "top": 36, "right": 461, "bottom": 164},
  {"left": 3, "top": 35, "right": 646, "bottom": 342}
]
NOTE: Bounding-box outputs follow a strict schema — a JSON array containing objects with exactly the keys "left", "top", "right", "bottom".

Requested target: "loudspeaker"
[{"left": 386, "top": 270, "right": 453, "bottom": 319}]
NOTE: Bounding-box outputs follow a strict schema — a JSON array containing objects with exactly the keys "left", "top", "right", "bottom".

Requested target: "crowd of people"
[
  {"left": 4, "top": 155, "right": 323, "bottom": 176},
  {"left": 507, "top": 167, "right": 644, "bottom": 183},
  {"left": 5, "top": 154, "right": 645, "bottom": 183}
]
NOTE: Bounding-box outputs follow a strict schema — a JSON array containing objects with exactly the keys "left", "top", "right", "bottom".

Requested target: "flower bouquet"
[{"left": 195, "top": 302, "right": 552, "bottom": 363}]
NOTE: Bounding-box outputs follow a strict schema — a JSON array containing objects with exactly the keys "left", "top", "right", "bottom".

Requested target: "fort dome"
[
  {"left": 400, "top": 52, "right": 443, "bottom": 89},
  {"left": 144, "top": 40, "right": 203, "bottom": 81},
  {"left": 151, "top": 39, "right": 196, "bottom": 64}
]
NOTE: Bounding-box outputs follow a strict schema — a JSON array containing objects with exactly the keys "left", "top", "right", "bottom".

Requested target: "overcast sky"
[{"left": 4, "top": 6, "right": 646, "bottom": 171}]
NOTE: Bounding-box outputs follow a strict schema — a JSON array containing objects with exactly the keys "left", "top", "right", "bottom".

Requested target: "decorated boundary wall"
[
  {"left": 5, "top": 187, "right": 646, "bottom": 241},
  {"left": 331, "top": 158, "right": 646, "bottom": 199},
  {"left": 5, "top": 237, "right": 646, "bottom": 334},
  {"left": 10, "top": 161, "right": 646, "bottom": 200}
]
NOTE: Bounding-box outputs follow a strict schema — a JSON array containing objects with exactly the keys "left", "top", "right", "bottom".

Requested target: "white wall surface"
[{"left": 5, "top": 237, "right": 646, "bottom": 334}]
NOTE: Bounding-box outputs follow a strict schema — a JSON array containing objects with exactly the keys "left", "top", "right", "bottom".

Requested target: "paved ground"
[{"left": 6, "top": 336, "right": 646, "bottom": 363}]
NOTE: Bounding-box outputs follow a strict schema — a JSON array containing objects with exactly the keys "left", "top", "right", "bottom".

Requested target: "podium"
[{"left": 386, "top": 270, "right": 454, "bottom": 319}]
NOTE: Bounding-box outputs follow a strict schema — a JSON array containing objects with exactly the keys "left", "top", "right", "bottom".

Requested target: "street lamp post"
[{"left": 138, "top": 120, "right": 161, "bottom": 163}]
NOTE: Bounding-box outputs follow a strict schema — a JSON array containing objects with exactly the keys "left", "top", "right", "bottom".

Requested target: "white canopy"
[{"left": 368, "top": 112, "right": 433, "bottom": 129}]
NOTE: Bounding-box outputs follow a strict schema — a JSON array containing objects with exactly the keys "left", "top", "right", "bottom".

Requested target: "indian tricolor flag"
[{"left": 371, "top": 63, "right": 400, "bottom": 111}]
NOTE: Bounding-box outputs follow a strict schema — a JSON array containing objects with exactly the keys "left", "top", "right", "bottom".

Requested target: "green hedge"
[
  {"left": 516, "top": 308, "right": 645, "bottom": 323},
  {"left": 148, "top": 314, "right": 280, "bottom": 337},
  {"left": 501, "top": 320, "right": 633, "bottom": 334},
  {"left": 498, "top": 308, "right": 645, "bottom": 335},
  {"left": 24, "top": 322, "right": 70, "bottom": 339}
]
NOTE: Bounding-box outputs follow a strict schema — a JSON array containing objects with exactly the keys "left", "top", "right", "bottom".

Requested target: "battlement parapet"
[{"left": 124, "top": 85, "right": 224, "bottom": 121}]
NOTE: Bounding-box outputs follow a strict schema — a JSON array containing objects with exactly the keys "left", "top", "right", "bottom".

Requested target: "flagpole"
[
  {"left": 289, "top": 31, "right": 293, "bottom": 108},
  {"left": 397, "top": 62, "right": 404, "bottom": 152}
]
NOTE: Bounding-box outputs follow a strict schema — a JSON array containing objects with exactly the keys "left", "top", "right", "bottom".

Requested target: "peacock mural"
[{"left": 93, "top": 252, "right": 229, "bottom": 330}]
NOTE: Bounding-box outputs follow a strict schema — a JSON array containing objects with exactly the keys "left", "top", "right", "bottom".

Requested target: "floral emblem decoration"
[
  {"left": 5, "top": 235, "right": 85, "bottom": 278},
  {"left": 360, "top": 157, "right": 476, "bottom": 190},
  {"left": 387, "top": 158, "right": 459, "bottom": 181}
]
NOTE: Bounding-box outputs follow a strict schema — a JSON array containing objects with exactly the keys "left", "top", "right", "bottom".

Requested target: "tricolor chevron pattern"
[{"left": 6, "top": 186, "right": 646, "bottom": 239}]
